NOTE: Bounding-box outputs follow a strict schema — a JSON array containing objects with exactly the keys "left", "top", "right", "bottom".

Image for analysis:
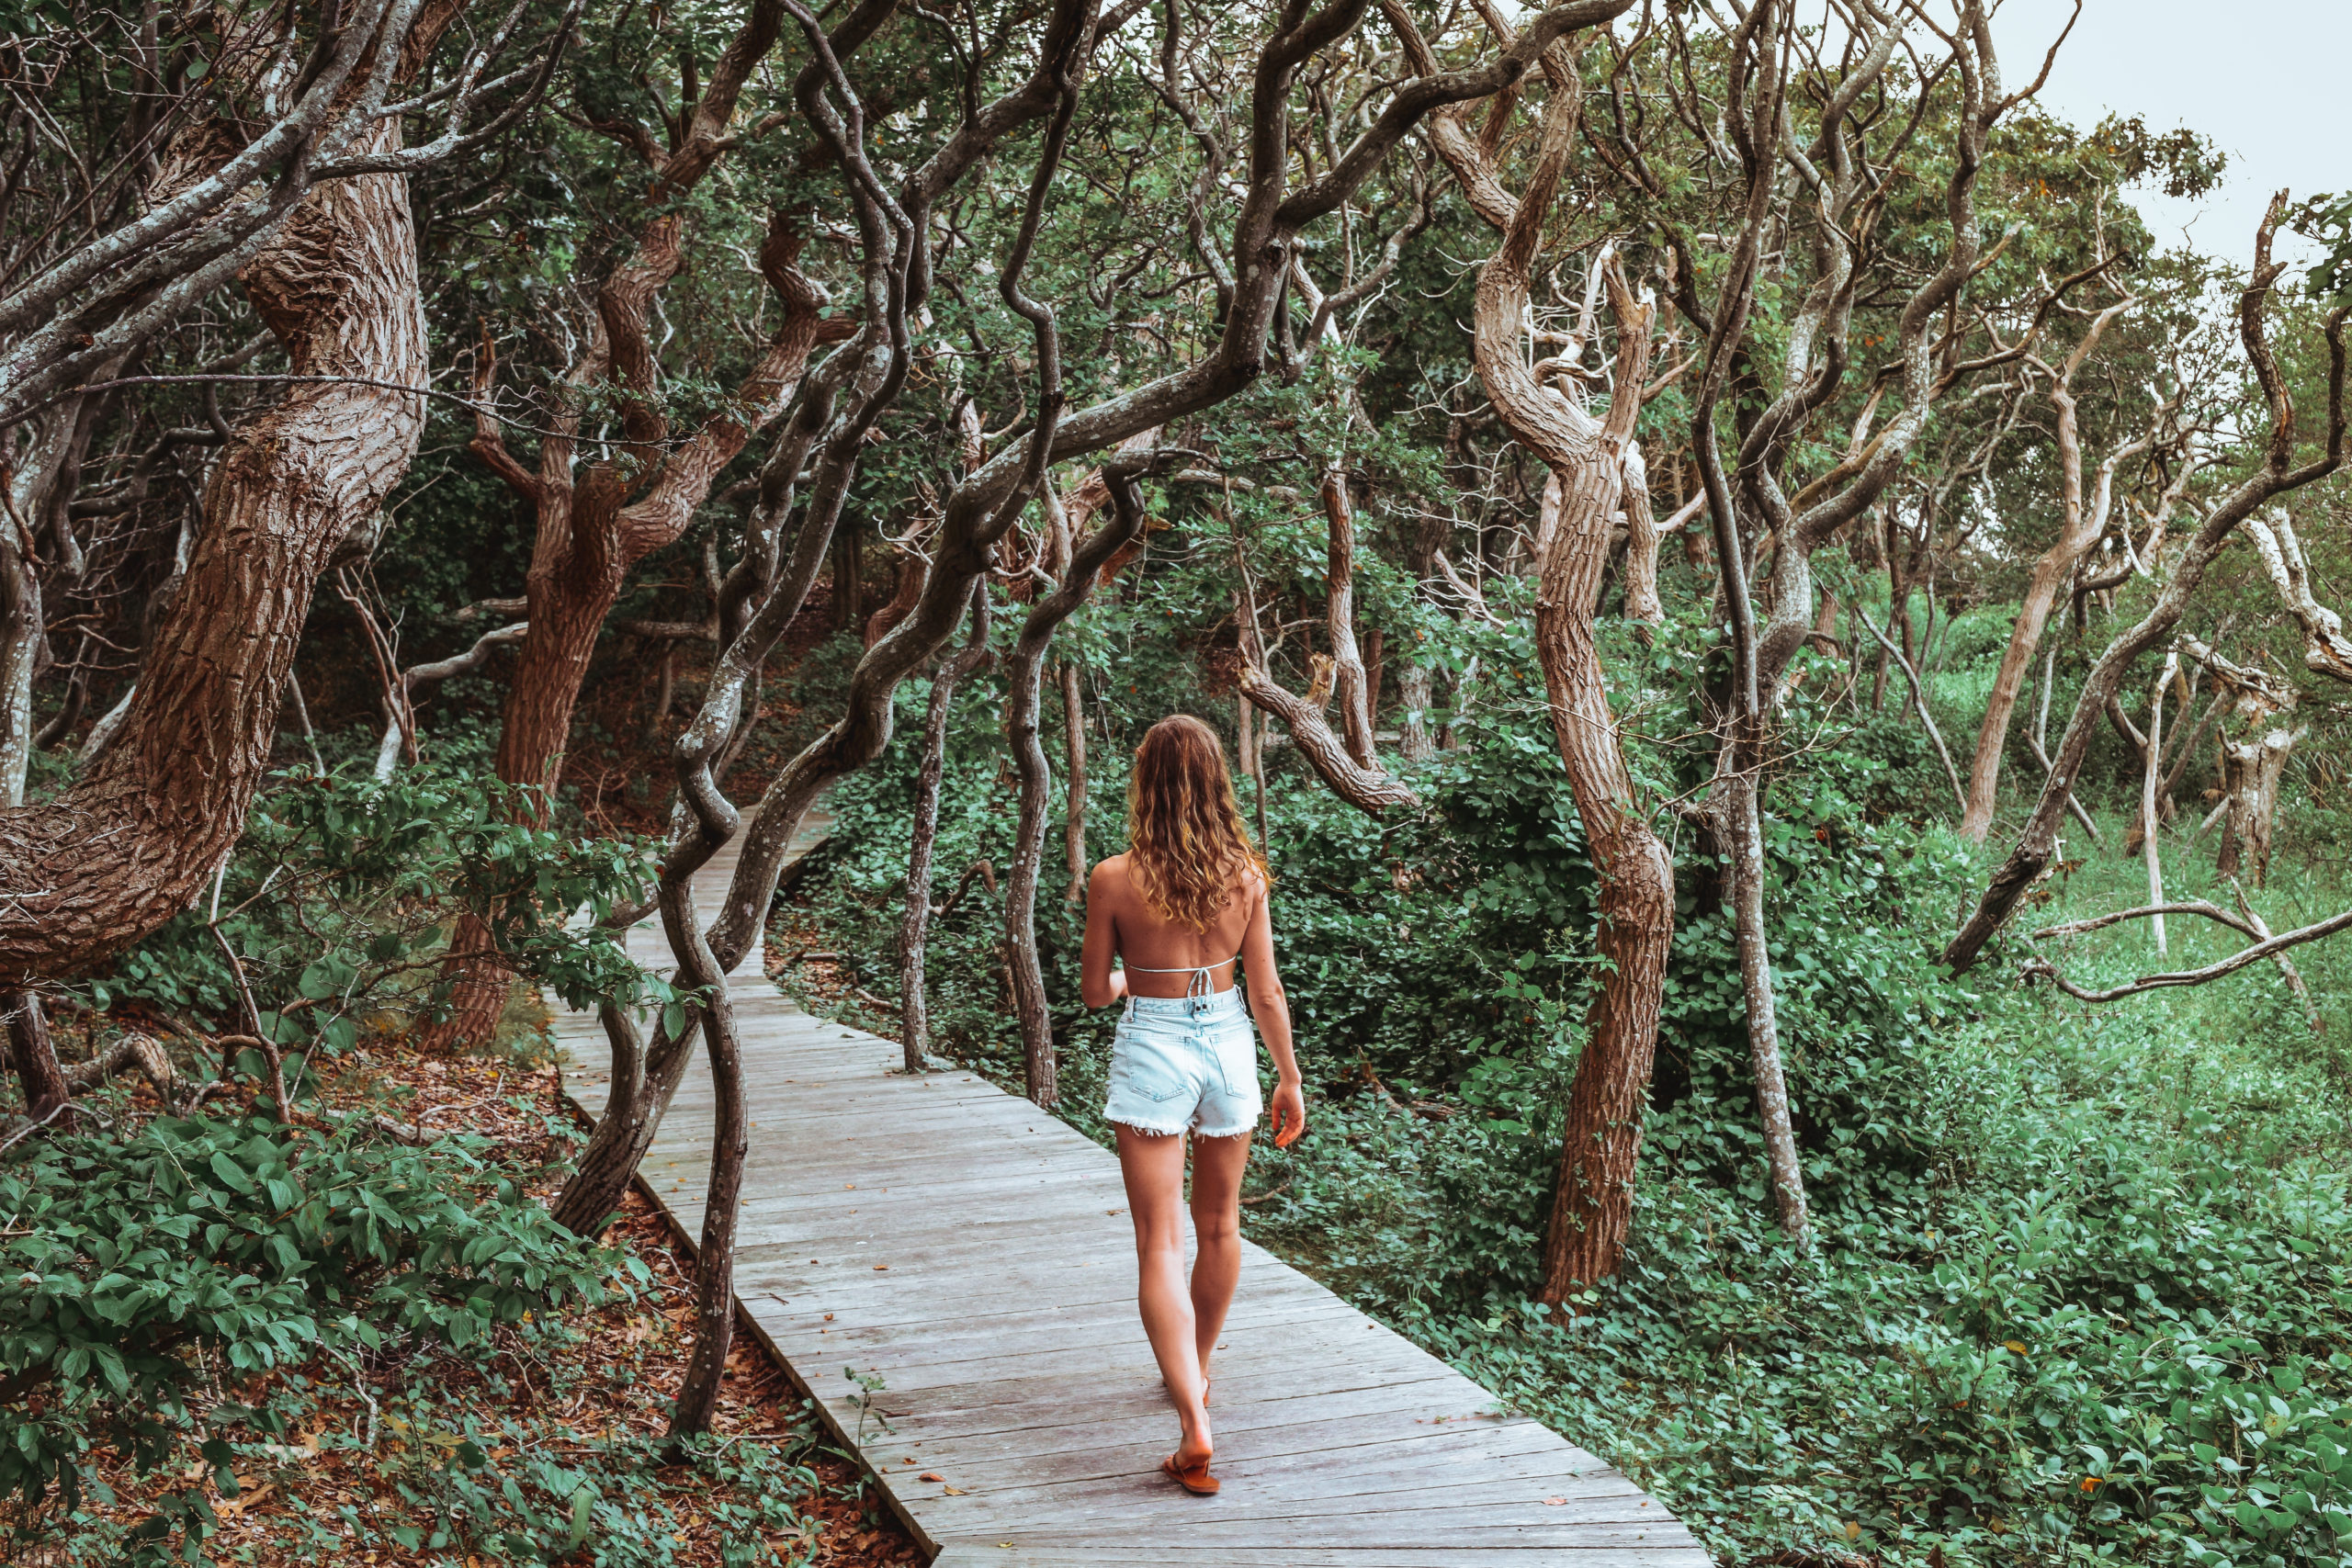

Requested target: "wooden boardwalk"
[{"left": 553, "top": 814, "right": 1708, "bottom": 1567}]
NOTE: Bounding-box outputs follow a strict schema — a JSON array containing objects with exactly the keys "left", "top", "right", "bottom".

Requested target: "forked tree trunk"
[
  {"left": 1437, "top": 69, "right": 1677, "bottom": 1294},
  {"left": 899, "top": 588, "right": 990, "bottom": 1071},
  {"left": 1961, "top": 304, "right": 2144, "bottom": 842}
]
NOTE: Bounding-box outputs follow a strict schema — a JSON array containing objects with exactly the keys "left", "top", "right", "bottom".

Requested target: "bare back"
[{"left": 1085, "top": 852, "right": 1261, "bottom": 998}]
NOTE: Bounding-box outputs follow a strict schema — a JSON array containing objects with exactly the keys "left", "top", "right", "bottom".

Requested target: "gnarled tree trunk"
[
  {"left": 0, "top": 117, "right": 428, "bottom": 987},
  {"left": 1430, "top": 44, "right": 1676, "bottom": 1293}
]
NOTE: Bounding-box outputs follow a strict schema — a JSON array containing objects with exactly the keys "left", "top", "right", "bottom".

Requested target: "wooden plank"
[
  {"left": 837, "top": 1373, "right": 1472, "bottom": 1454},
  {"left": 550, "top": 812, "right": 1707, "bottom": 1568}
]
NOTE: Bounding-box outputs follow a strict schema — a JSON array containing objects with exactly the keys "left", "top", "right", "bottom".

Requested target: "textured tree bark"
[
  {"left": 0, "top": 117, "right": 428, "bottom": 986},
  {"left": 899, "top": 588, "right": 990, "bottom": 1072},
  {"left": 1617, "top": 444, "right": 1664, "bottom": 628},
  {"left": 2217, "top": 728, "right": 2296, "bottom": 888},
  {"left": 1533, "top": 490, "right": 1678, "bottom": 1295},
  {"left": 5, "top": 991, "right": 69, "bottom": 1128},
  {"left": 1061, "top": 661, "right": 1090, "bottom": 903},
  {"left": 1703, "top": 764, "right": 1809, "bottom": 1242}
]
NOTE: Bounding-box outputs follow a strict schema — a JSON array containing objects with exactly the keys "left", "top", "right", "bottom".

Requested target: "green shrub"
[{"left": 1, "top": 1112, "right": 632, "bottom": 1558}]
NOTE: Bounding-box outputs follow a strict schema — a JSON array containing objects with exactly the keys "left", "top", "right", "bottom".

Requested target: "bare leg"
[
  {"left": 1188, "top": 1130, "right": 1251, "bottom": 1383},
  {"left": 1116, "top": 1125, "right": 1211, "bottom": 1464}
]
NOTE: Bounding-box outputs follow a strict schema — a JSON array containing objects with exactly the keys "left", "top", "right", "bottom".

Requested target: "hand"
[{"left": 1271, "top": 1079, "right": 1306, "bottom": 1149}]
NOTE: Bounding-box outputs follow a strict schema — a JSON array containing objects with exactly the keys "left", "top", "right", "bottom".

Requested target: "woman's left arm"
[{"left": 1239, "top": 876, "right": 1305, "bottom": 1147}]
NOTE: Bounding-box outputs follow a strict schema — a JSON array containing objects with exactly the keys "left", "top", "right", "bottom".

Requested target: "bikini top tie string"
[{"left": 1125, "top": 955, "right": 1239, "bottom": 1012}]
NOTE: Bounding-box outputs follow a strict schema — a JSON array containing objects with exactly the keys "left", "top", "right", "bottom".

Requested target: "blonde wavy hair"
[{"left": 1125, "top": 715, "right": 1267, "bottom": 932}]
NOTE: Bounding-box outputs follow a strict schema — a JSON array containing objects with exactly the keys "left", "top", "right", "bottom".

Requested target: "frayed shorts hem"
[
  {"left": 1108, "top": 1115, "right": 1189, "bottom": 1138},
  {"left": 1108, "top": 1115, "right": 1256, "bottom": 1140}
]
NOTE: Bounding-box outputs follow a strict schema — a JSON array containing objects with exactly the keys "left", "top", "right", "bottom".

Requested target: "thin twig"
[{"left": 1854, "top": 603, "right": 1965, "bottom": 813}]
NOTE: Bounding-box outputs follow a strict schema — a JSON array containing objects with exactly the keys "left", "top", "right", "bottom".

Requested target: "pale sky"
[{"left": 1985, "top": 0, "right": 2346, "bottom": 266}]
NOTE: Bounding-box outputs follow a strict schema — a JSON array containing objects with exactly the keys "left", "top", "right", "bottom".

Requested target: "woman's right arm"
[
  {"left": 1238, "top": 875, "right": 1305, "bottom": 1146},
  {"left": 1079, "top": 861, "right": 1126, "bottom": 1008}
]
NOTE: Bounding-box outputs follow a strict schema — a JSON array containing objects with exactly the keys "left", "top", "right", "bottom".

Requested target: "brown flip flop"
[{"left": 1161, "top": 1451, "right": 1219, "bottom": 1495}]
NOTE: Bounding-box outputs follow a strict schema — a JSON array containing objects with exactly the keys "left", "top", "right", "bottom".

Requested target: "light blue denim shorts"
[{"left": 1104, "top": 987, "right": 1263, "bottom": 1139}]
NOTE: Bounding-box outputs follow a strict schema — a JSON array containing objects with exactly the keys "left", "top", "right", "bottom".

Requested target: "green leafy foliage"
[
  {"left": 0, "top": 1112, "right": 625, "bottom": 1554},
  {"left": 86, "top": 763, "right": 679, "bottom": 1072}
]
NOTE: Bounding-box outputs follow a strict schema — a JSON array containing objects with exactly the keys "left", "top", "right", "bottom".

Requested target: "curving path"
[{"left": 552, "top": 810, "right": 1708, "bottom": 1567}]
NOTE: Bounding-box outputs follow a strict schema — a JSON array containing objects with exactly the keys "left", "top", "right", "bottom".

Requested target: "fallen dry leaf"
[
  {"left": 1542, "top": 1496, "right": 1567, "bottom": 1506},
  {"left": 217, "top": 1482, "right": 274, "bottom": 1517},
  {"left": 943, "top": 1485, "right": 969, "bottom": 1495},
  {"left": 919, "top": 1472, "right": 944, "bottom": 1483}
]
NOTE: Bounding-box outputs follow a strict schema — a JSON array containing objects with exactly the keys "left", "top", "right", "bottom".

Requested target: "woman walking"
[{"left": 1080, "top": 715, "right": 1306, "bottom": 1496}]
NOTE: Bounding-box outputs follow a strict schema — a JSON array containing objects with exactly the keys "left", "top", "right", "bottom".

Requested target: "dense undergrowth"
[
  {"left": 780, "top": 581, "right": 2352, "bottom": 1568},
  {"left": 1, "top": 763, "right": 908, "bottom": 1567}
]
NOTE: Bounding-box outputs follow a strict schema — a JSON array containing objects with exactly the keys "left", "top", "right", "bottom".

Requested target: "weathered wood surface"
[{"left": 552, "top": 810, "right": 1707, "bottom": 1565}]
